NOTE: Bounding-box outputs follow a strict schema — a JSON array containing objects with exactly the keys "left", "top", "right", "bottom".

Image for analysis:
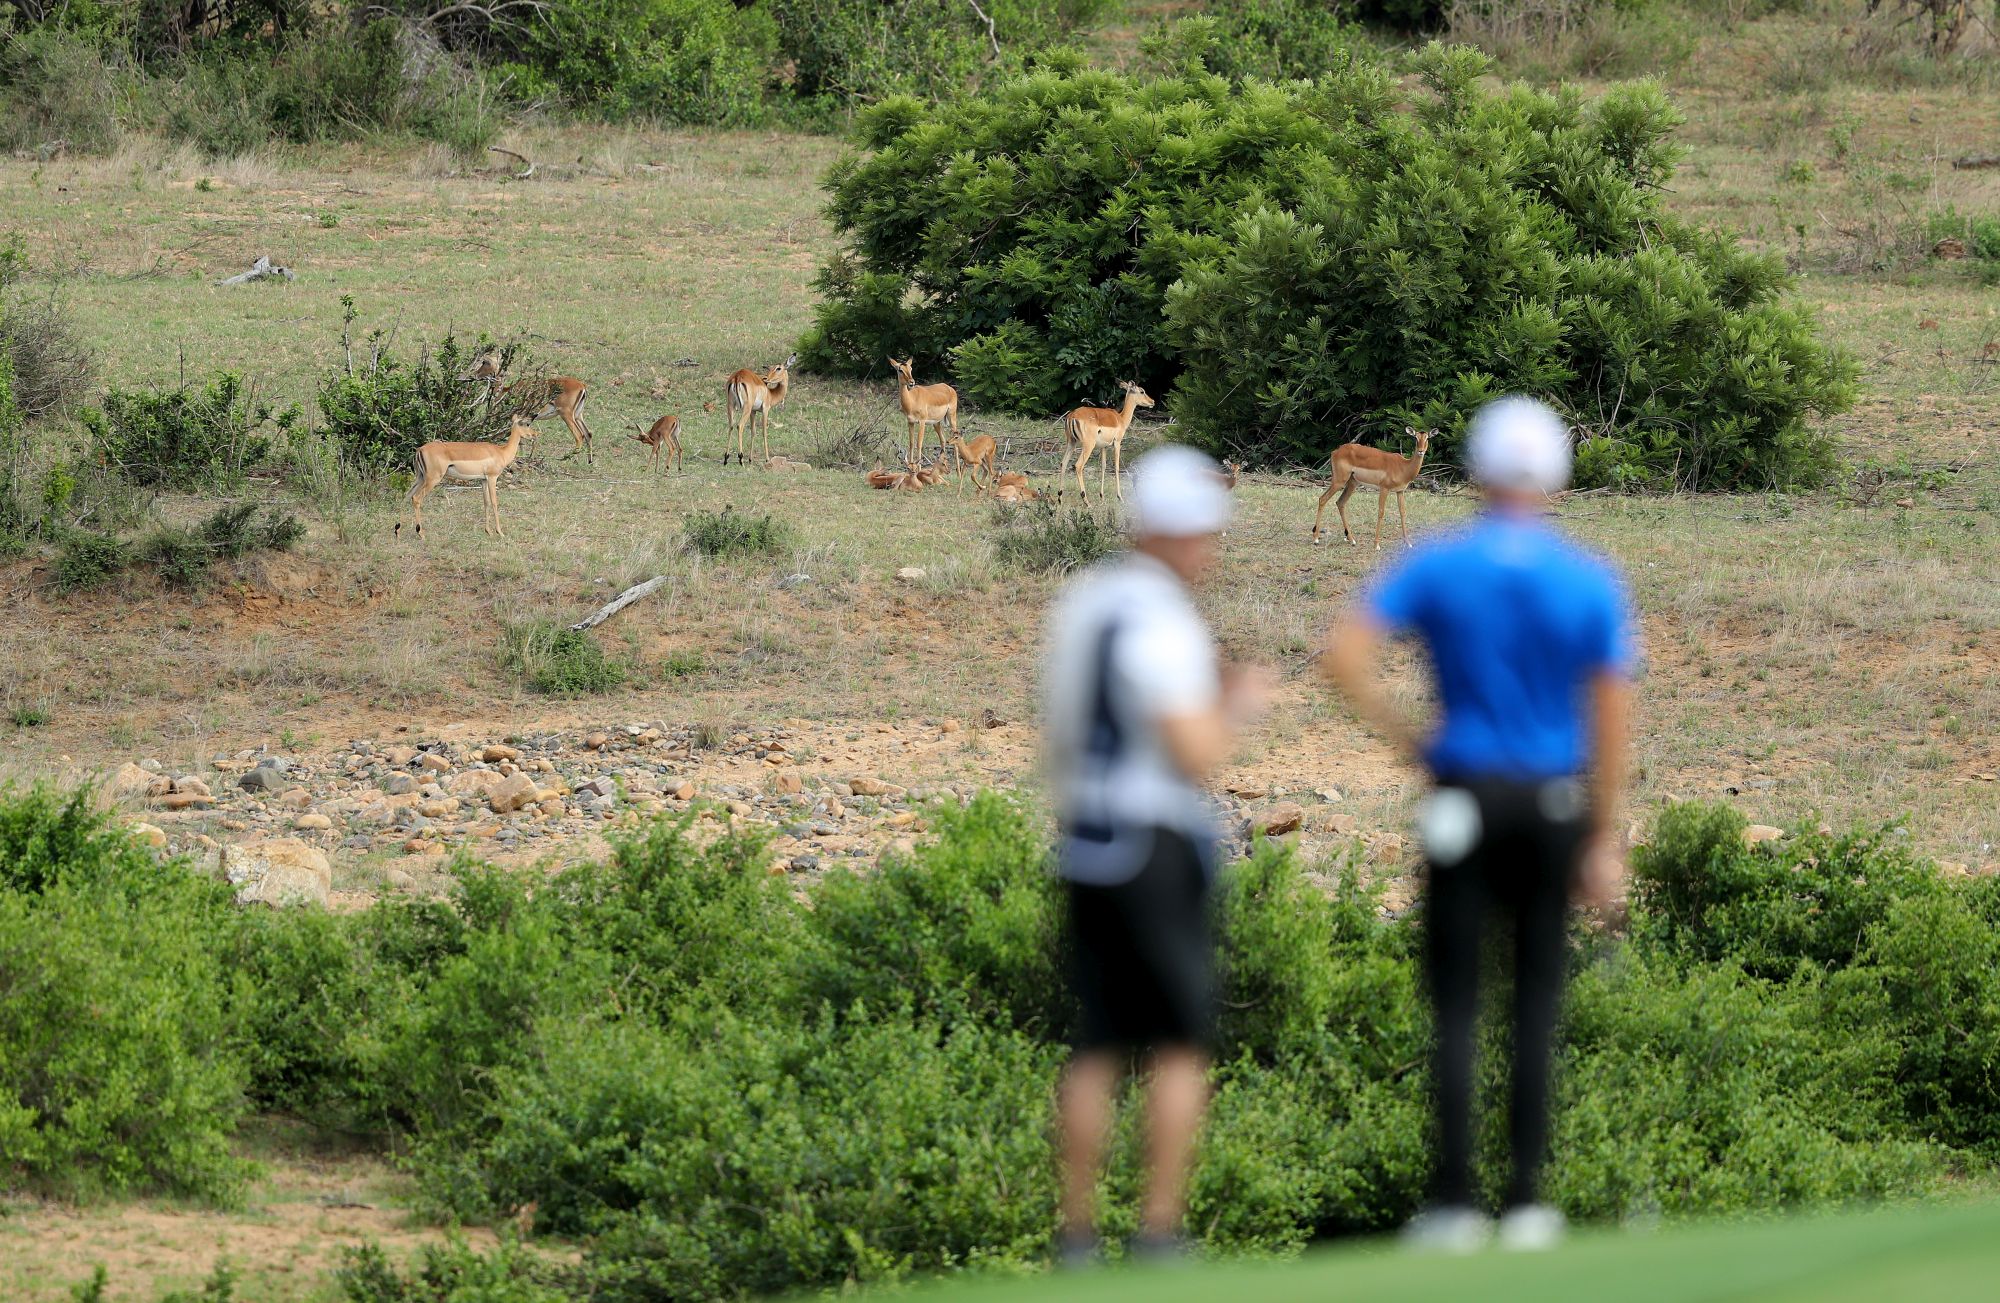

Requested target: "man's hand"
[
  {"left": 1221, "top": 662, "right": 1277, "bottom": 728},
  {"left": 1574, "top": 832, "right": 1626, "bottom": 915},
  {"left": 1323, "top": 616, "right": 1423, "bottom": 763}
]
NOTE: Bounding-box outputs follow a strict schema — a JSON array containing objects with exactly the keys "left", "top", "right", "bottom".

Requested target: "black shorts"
[{"left": 1063, "top": 826, "right": 1215, "bottom": 1053}]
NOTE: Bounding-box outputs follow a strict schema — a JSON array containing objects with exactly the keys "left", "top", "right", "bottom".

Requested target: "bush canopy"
[{"left": 800, "top": 39, "right": 1856, "bottom": 489}]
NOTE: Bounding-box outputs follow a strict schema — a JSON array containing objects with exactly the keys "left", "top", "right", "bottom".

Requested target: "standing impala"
[
  {"left": 1058, "top": 381, "right": 1153, "bottom": 501},
  {"left": 396, "top": 415, "right": 538, "bottom": 539},
  {"left": 633, "top": 413, "right": 682, "bottom": 473},
  {"left": 888, "top": 357, "right": 959, "bottom": 468},
  {"left": 725, "top": 354, "right": 794, "bottom": 467},
  {"left": 537, "top": 377, "right": 594, "bottom": 462},
  {"left": 1311, "top": 426, "right": 1433, "bottom": 550},
  {"left": 943, "top": 431, "right": 997, "bottom": 494}
]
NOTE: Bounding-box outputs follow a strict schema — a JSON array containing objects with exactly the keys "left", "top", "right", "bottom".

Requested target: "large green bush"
[
  {"left": 494, "top": 0, "right": 775, "bottom": 125},
  {"left": 84, "top": 370, "right": 298, "bottom": 490},
  {"left": 802, "top": 42, "right": 1855, "bottom": 488}
]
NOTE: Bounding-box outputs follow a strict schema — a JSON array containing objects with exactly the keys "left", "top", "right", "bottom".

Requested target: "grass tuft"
[{"left": 501, "top": 620, "right": 627, "bottom": 695}]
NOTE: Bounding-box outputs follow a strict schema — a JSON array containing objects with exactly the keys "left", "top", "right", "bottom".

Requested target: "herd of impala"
[{"left": 401, "top": 351, "right": 1435, "bottom": 551}]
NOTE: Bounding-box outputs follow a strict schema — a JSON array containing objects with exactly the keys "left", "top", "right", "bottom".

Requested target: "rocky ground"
[{"left": 89, "top": 712, "right": 1426, "bottom": 911}]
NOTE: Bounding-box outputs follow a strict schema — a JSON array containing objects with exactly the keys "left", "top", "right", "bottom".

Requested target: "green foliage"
[
  {"left": 682, "top": 506, "right": 791, "bottom": 558},
  {"left": 317, "top": 304, "right": 529, "bottom": 476},
  {"left": 136, "top": 527, "right": 211, "bottom": 589},
  {"left": 806, "top": 49, "right": 1855, "bottom": 488},
  {"left": 496, "top": 0, "right": 775, "bottom": 125},
  {"left": 991, "top": 498, "right": 1120, "bottom": 575},
  {"left": 84, "top": 370, "right": 297, "bottom": 490},
  {"left": 500, "top": 620, "right": 627, "bottom": 695},
  {"left": 54, "top": 529, "right": 129, "bottom": 591},
  {"left": 0, "top": 787, "right": 248, "bottom": 1200},
  {"left": 338, "top": 1240, "right": 577, "bottom": 1303},
  {"left": 0, "top": 292, "right": 98, "bottom": 423},
  {"left": 1148, "top": 2, "right": 1366, "bottom": 83},
  {"left": 198, "top": 502, "right": 305, "bottom": 555},
  {"left": 0, "top": 29, "right": 125, "bottom": 155}
]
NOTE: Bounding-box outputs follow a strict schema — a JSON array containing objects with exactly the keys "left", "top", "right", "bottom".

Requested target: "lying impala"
[
  {"left": 1311, "top": 426, "right": 1432, "bottom": 549},
  {"left": 396, "top": 415, "right": 538, "bottom": 540}
]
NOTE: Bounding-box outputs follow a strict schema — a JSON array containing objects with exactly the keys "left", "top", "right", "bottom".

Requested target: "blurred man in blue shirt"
[{"left": 1322, "top": 396, "right": 1637, "bottom": 1253}]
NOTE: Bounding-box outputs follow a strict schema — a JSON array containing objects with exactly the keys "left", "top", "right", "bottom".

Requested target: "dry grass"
[{"left": 0, "top": 20, "right": 1996, "bottom": 871}]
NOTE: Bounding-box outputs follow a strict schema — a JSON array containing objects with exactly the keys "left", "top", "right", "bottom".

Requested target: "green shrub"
[
  {"left": 198, "top": 502, "right": 305, "bottom": 556},
  {"left": 991, "top": 497, "right": 1120, "bottom": 575},
  {"left": 682, "top": 506, "right": 791, "bottom": 558},
  {"left": 0, "top": 29, "right": 125, "bottom": 155},
  {"left": 498, "top": 0, "right": 775, "bottom": 125},
  {"left": 54, "top": 529, "right": 128, "bottom": 591},
  {"left": 318, "top": 302, "right": 529, "bottom": 476},
  {"left": 84, "top": 371, "right": 296, "bottom": 490},
  {"left": 806, "top": 44, "right": 1855, "bottom": 489},
  {"left": 501, "top": 620, "right": 627, "bottom": 695},
  {"left": 337, "top": 1240, "right": 578, "bottom": 1303},
  {"left": 136, "top": 527, "right": 211, "bottom": 589},
  {"left": 0, "top": 293, "right": 98, "bottom": 423},
  {"left": 0, "top": 784, "right": 161, "bottom": 897}
]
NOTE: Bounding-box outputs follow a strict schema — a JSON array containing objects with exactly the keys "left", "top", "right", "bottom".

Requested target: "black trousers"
[
  {"left": 1421, "top": 776, "right": 1588, "bottom": 1209},
  {"left": 1063, "top": 826, "right": 1216, "bottom": 1054}
]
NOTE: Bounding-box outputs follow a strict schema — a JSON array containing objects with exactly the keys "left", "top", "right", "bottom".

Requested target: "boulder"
[
  {"left": 173, "top": 776, "right": 212, "bottom": 799},
  {"left": 775, "top": 771, "right": 803, "bottom": 795},
  {"left": 1742, "top": 824, "right": 1786, "bottom": 845},
  {"left": 419, "top": 752, "right": 452, "bottom": 773},
  {"left": 108, "top": 762, "right": 158, "bottom": 801},
  {"left": 849, "top": 776, "right": 905, "bottom": 798},
  {"left": 1258, "top": 802, "right": 1305, "bottom": 837},
  {"left": 384, "top": 773, "right": 418, "bottom": 796},
  {"left": 129, "top": 821, "right": 168, "bottom": 850},
  {"left": 488, "top": 774, "right": 540, "bottom": 814},
  {"left": 448, "top": 769, "right": 506, "bottom": 797},
  {"left": 222, "top": 839, "right": 332, "bottom": 908},
  {"left": 293, "top": 813, "right": 333, "bottom": 831},
  {"left": 894, "top": 566, "right": 926, "bottom": 583},
  {"left": 482, "top": 744, "right": 521, "bottom": 763}
]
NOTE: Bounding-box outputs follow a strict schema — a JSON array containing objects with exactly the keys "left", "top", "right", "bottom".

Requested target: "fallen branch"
[
  {"left": 1952, "top": 153, "right": 2000, "bottom": 170},
  {"left": 570, "top": 575, "right": 669, "bottom": 631},
  {"left": 216, "top": 255, "right": 294, "bottom": 286},
  {"left": 488, "top": 146, "right": 535, "bottom": 180}
]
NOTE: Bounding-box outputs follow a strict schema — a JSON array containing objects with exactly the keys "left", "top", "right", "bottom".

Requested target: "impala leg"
[
  {"left": 1374, "top": 488, "right": 1388, "bottom": 550},
  {"left": 1112, "top": 437, "right": 1124, "bottom": 501},
  {"left": 576, "top": 392, "right": 593, "bottom": 463},
  {"left": 1058, "top": 435, "right": 1074, "bottom": 500},
  {"left": 760, "top": 407, "right": 771, "bottom": 466},
  {"left": 1336, "top": 481, "right": 1358, "bottom": 546},
  {"left": 1397, "top": 490, "right": 1409, "bottom": 548},
  {"left": 1311, "top": 473, "right": 1344, "bottom": 545}
]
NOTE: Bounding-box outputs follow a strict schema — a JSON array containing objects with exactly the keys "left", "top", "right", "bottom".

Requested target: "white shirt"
[{"left": 1043, "top": 552, "right": 1221, "bottom": 881}]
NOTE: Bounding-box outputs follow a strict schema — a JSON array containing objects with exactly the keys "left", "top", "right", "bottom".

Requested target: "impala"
[
  {"left": 942, "top": 431, "right": 997, "bottom": 494},
  {"left": 888, "top": 357, "right": 959, "bottom": 467},
  {"left": 396, "top": 415, "right": 538, "bottom": 539},
  {"left": 725, "top": 354, "right": 794, "bottom": 467},
  {"left": 537, "top": 376, "right": 594, "bottom": 462},
  {"left": 1311, "top": 426, "right": 1433, "bottom": 550},
  {"left": 633, "top": 413, "right": 682, "bottom": 473},
  {"left": 1058, "top": 381, "right": 1153, "bottom": 501}
]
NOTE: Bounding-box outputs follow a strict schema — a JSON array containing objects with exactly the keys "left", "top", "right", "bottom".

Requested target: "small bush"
[
  {"left": 318, "top": 302, "right": 530, "bottom": 477},
  {"left": 9, "top": 706, "right": 49, "bottom": 728},
  {"left": 500, "top": 0, "right": 776, "bottom": 126},
  {"left": 501, "top": 620, "right": 627, "bottom": 695},
  {"left": 137, "top": 527, "right": 211, "bottom": 589},
  {"left": 683, "top": 506, "right": 791, "bottom": 559},
  {"left": 54, "top": 530, "right": 128, "bottom": 591},
  {"left": 992, "top": 497, "right": 1120, "bottom": 575},
  {"left": 659, "top": 649, "right": 705, "bottom": 677},
  {"left": 0, "top": 294, "right": 98, "bottom": 422},
  {"left": 85, "top": 371, "right": 298, "bottom": 491},
  {"left": 199, "top": 502, "right": 305, "bottom": 557}
]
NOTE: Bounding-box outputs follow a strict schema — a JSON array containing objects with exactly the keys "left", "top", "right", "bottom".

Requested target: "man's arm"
[
  {"left": 1321, "top": 614, "right": 1423, "bottom": 762},
  {"left": 1576, "top": 669, "right": 1633, "bottom": 909},
  {"left": 1156, "top": 664, "right": 1275, "bottom": 783}
]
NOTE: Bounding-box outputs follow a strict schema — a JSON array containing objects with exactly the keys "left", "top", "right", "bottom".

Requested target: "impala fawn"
[
  {"left": 888, "top": 357, "right": 960, "bottom": 467},
  {"left": 1312, "top": 426, "right": 1433, "bottom": 550},
  {"left": 942, "top": 432, "right": 997, "bottom": 493},
  {"left": 1058, "top": 381, "right": 1153, "bottom": 501},
  {"left": 633, "top": 414, "right": 682, "bottom": 473}
]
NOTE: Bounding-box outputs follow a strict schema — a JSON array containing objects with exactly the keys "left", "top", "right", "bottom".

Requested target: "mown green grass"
[{"left": 894, "top": 1198, "right": 2000, "bottom": 1303}]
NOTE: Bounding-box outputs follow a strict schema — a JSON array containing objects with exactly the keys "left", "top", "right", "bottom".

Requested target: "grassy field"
[{"left": 910, "top": 1197, "right": 2000, "bottom": 1303}]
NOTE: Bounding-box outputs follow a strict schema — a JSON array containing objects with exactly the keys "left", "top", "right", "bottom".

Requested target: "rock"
[
  {"left": 894, "top": 566, "right": 926, "bottom": 583},
  {"left": 222, "top": 839, "right": 331, "bottom": 908},
  {"left": 575, "top": 777, "right": 617, "bottom": 799},
  {"left": 384, "top": 773, "right": 418, "bottom": 796},
  {"left": 775, "top": 771, "right": 803, "bottom": 795},
  {"left": 1370, "top": 833, "right": 1406, "bottom": 864},
  {"left": 488, "top": 774, "right": 540, "bottom": 814},
  {"left": 159, "top": 791, "right": 214, "bottom": 811},
  {"left": 294, "top": 812, "right": 333, "bottom": 831},
  {"left": 129, "top": 821, "right": 168, "bottom": 850},
  {"left": 886, "top": 810, "right": 918, "bottom": 828},
  {"left": 1326, "top": 812, "right": 1359, "bottom": 836},
  {"left": 673, "top": 780, "right": 696, "bottom": 801},
  {"left": 778, "top": 573, "right": 812, "bottom": 590},
  {"left": 418, "top": 798, "right": 460, "bottom": 819},
  {"left": 483, "top": 744, "right": 521, "bottom": 762},
  {"left": 850, "top": 776, "right": 905, "bottom": 798},
  {"left": 109, "top": 762, "right": 158, "bottom": 801},
  {"left": 585, "top": 732, "right": 610, "bottom": 751},
  {"left": 1315, "top": 788, "right": 1343, "bottom": 804},
  {"left": 239, "top": 767, "right": 282, "bottom": 792},
  {"left": 1893, "top": 497, "right": 1915, "bottom": 509},
  {"left": 173, "top": 776, "right": 212, "bottom": 799},
  {"left": 536, "top": 797, "right": 566, "bottom": 818},
  {"left": 448, "top": 769, "right": 505, "bottom": 797},
  {"left": 278, "top": 787, "right": 313, "bottom": 809},
  {"left": 1742, "top": 824, "right": 1786, "bottom": 845},
  {"left": 383, "top": 869, "right": 416, "bottom": 891},
  {"left": 386, "top": 746, "right": 418, "bottom": 767},
  {"left": 1259, "top": 802, "right": 1305, "bottom": 837},
  {"left": 139, "top": 758, "right": 164, "bottom": 773}
]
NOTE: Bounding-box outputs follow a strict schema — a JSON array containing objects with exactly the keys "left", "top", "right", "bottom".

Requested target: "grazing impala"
[
  {"left": 888, "top": 357, "right": 959, "bottom": 467},
  {"left": 537, "top": 376, "right": 594, "bottom": 462},
  {"left": 633, "top": 414, "right": 682, "bottom": 473},
  {"left": 1311, "top": 426, "right": 1432, "bottom": 550},
  {"left": 1058, "top": 381, "right": 1153, "bottom": 501},
  {"left": 725, "top": 354, "right": 794, "bottom": 467},
  {"left": 396, "top": 415, "right": 537, "bottom": 539}
]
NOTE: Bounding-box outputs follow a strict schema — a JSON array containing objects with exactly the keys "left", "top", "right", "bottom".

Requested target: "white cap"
[
  {"left": 1466, "top": 396, "right": 1572, "bottom": 494},
  {"left": 1129, "top": 444, "right": 1233, "bottom": 538}
]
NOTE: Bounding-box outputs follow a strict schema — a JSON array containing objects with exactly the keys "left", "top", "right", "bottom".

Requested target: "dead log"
[
  {"left": 488, "top": 146, "right": 535, "bottom": 180},
  {"left": 569, "top": 574, "right": 669, "bottom": 631},
  {"left": 216, "top": 255, "right": 294, "bottom": 286},
  {"left": 1952, "top": 154, "right": 2000, "bottom": 170}
]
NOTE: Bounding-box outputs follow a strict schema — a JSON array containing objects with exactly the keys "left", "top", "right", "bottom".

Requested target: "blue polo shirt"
[{"left": 1364, "top": 512, "right": 1636, "bottom": 782}]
